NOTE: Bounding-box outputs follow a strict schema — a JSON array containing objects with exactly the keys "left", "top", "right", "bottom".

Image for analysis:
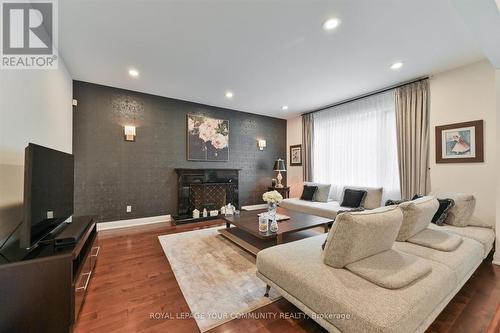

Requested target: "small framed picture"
[
  {"left": 435, "top": 120, "right": 483, "bottom": 163},
  {"left": 289, "top": 144, "right": 302, "bottom": 166}
]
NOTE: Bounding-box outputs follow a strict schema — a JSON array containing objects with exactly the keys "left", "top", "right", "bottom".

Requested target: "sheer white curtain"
[{"left": 313, "top": 91, "right": 400, "bottom": 202}]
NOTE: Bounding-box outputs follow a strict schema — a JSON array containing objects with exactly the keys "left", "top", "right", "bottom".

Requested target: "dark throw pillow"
[
  {"left": 432, "top": 199, "right": 455, "bottom": 226},
  {"left": 341, "top": 189, "right": 367, "bottom": 208},
  {"left": 385, "top": 194, "right": 422, "bottom": 206},
  {"left": 300, "top": 185, "right": 317, "bottom": 201},
  {"left": 385, "top": 199, "right": 406, "bottom": 206}
]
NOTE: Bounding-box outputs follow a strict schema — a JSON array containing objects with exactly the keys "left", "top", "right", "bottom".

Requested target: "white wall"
[
  {"left": 429, "top": 60, "right": 496, "bottom": 228},
  {"left": 0, "top": 63, "right": 73, "bottom": 242},
  {"left": 286, "top": 116, "right": 303, "bottom": 198}
]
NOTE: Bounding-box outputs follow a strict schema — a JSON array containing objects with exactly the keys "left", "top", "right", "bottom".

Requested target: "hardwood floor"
[{"left": 74, "top": 221, "right": 500, "bottom": 333}]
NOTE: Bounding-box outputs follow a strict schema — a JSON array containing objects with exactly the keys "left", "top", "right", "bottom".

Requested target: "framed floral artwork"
[
  {"left": 435, "top": 120, "right": 483, "bottom": 163},
  {"left": 187, "top": 114, "right": 229, "bottom": 161}
]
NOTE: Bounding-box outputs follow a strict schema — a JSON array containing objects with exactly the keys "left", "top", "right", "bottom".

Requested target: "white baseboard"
[{"left": 97, "top": 214, "right": 171, "bottom": 231}]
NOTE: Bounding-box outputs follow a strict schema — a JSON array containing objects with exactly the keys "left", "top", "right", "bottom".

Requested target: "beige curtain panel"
[
  {"left": 302, "top": 113, "right": 314, "bottom": 182},
  {"left": 395, "top": 79, "right": 430, "bottom": 199}
]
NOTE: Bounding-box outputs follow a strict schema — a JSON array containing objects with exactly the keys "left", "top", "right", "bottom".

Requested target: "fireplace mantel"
[{"left": 174, "top": 168, "right": 240, "bottom": 223}]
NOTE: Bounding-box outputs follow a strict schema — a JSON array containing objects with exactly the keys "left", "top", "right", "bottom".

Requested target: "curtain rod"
[{"left": 301, "top": 76, "right": 429, "bottom": 116}]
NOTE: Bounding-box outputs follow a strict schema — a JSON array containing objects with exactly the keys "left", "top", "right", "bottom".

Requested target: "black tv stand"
[{"left": 0, "top": 215, "right": 98, "bottom": 333}]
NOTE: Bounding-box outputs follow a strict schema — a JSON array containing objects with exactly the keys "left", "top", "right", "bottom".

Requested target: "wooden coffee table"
[{"left": 218, "top": 207, "right": 333, "bottom": 255}]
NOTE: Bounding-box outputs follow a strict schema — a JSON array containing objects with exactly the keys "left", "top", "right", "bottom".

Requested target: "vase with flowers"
[{"left": 262, "top": 190, "right": 283, "bottom": 232}]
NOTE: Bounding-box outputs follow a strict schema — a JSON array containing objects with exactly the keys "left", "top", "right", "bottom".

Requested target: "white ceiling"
[{"left": 59, "top": 0, "right": 486, "bottom": 119}]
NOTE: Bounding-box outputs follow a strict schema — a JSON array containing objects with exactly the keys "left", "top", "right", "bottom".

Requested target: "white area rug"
[{"left": 158, "top": 227, "right": 280, "bottom": 332}]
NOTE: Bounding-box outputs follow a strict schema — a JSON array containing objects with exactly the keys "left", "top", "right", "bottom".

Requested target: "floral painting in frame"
[
  {"left": 187, "top": 114, "right": 229, "bottom": 161},
  {"left": 435, "top": 120, "right": 483, "bottom": 163}
]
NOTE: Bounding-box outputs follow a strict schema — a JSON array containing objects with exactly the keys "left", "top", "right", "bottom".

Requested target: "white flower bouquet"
[{"left": 262, "top": 190, "right": 283, "bottom": 204}]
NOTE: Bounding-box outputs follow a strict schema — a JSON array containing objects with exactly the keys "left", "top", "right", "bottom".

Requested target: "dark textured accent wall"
[{"left": 73, "top": 81, "right": 287, "bottom": 222}]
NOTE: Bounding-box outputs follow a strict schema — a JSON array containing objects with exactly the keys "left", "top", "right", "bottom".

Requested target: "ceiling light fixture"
[
  {"left": 225, "top": 91, "right": 234, "bottom": 99},
  {"left": 390, "top": 62, "right": 403, "bottom": 70},
  {"left": 322, "top": 18, "right": 340, "bottom": 31},
  {"left": 128, "top": 69, "right": 139, "bottom": 77},
  {"left": 281, "top": 105, "right": 289, "bottom": 111}
]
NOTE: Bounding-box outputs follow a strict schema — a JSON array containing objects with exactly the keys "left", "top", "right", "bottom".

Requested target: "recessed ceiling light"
[
  {"left": 322, "top": 18, "right": 340, "bottom": 31},
  {"left": 225, "top": 91, "right": 234, "bottom": 99},
  {"left": 128, "top": 69, "right": 139, "bottom": 77},
  {"left": 390, "top": 62, "right": 403, "bottom": 70},
  {"left": 281, "top": 105, "right": 289, "bottom": 111}
]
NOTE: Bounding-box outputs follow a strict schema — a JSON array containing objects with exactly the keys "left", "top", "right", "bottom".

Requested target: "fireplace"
[{"left": 174, "top": 168, "right": 240, "bottom": 222}]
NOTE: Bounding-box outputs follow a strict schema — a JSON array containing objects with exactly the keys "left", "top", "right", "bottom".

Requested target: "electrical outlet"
[
  {"left": 47, "top": 211, "right": 54, "bottom": 219},
  {"left": 126, "top": 205, "right": 132, "bottom": 213}
]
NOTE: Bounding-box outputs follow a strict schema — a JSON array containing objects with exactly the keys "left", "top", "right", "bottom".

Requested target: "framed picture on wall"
[
  {"left": 289, "top": 144, "right": 302, "bottom": 166},
  {"left": 187, "top": 114, "right": 229, "bottom": 161},
  {"left": 435, "top": 120, "right": 483, "bottom": 163}
]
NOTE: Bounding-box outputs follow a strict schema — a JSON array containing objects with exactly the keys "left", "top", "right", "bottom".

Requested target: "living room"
[{"left": 0, "top": 1, "right": 499, "bottom": 333}]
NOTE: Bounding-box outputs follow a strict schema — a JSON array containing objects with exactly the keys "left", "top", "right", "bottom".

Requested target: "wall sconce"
[
  {"left": 258, "top": 139, "right": 267, "bottom": 150},
  {"left": 124, "top": 125, "right": 136, "bottom": 141}
]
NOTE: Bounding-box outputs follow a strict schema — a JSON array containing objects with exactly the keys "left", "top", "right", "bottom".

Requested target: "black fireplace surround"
[{"left": 175, "top": 168, "right": 240, "bottom": 222}]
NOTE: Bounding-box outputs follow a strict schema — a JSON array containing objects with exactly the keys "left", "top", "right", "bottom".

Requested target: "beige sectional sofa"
[
  {"left": 256, "top": 194, "right": 495, "bottom": 333},
  {"left": 279, "top": 184, "right": 384, "bottom": 219}
]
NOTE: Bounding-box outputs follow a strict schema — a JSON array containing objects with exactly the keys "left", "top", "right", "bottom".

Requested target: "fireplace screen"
[{"left": 189, "top": 183, "right": 236, "bottom": 212}]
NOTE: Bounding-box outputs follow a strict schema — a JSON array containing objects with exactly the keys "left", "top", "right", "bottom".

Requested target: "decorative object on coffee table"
[
  {"left": 435, "top": 120, "right": 483, "bottom": 163},
  {"left": 289, "top": 144, "right": 302, "bottom": 166},
  {"left": 269, "top": 218, "right": 278, "bottom": 233},
  {"left": 262, "top": 190, "right": 283, "bottom": 221},
  {"left": 267, "top": 186, "right": 290, "bottom": 199},
  {"left": 259, "top": 215, "right": 269, "bottom": 233},
  {"left": 187, "top": 114, "right": 229, "bottom": 161},
  {"left": 273, "top": 159, "right": 286, "bottom": 188}
]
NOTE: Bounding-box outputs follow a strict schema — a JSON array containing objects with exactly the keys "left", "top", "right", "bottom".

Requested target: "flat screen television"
[{"left": 20, "top": 143, "right": 74, "bottom": 249}]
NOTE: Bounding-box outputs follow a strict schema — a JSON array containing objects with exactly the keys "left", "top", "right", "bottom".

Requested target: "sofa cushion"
[
  {"left": 430, "top": 192, "right": 478, "bottom": 227},
  {"left": 342, "top": 186, "right": 383, "bottom": 209},
  {"left": 304, "top": 182, "right": 331, "bottom": 203},
  {"left": 395, "top": 234, "right": 483, "bottom": 283},
  {"left": 340, "top": 188, "right": 367, "bottom": 208},
  {"left": 323, "top": 205, "right": 402, "bottom": 268},
  {"left": 257, "top": 234, "right": 456, "bottom": 333},
  {"left": 279, "top": 198, "right": 346, "bottom": 220},
  {"left": 428, "top": 223, "right": 495, "bottom": 258},
  {"left": 407, "top": 228, "right": 462, "bottom": 252},
  {"left": 300, "top": 185, "right": 317, "bottom": 201},
  {"left": 345, "top": 249, "right": 432, "bottom": 289},
  {"left": 396, "top": 196, "right": 439, "bottom": 241}
]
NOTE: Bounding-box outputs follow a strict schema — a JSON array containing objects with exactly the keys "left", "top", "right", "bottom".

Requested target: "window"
[{"left": 313, "top": 91, "right": 400, "bottom": 202}]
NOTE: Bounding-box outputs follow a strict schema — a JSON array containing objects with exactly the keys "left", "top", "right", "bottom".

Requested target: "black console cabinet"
[{"left": 0, "top": 216, "right": 98, "bottom": 333}]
